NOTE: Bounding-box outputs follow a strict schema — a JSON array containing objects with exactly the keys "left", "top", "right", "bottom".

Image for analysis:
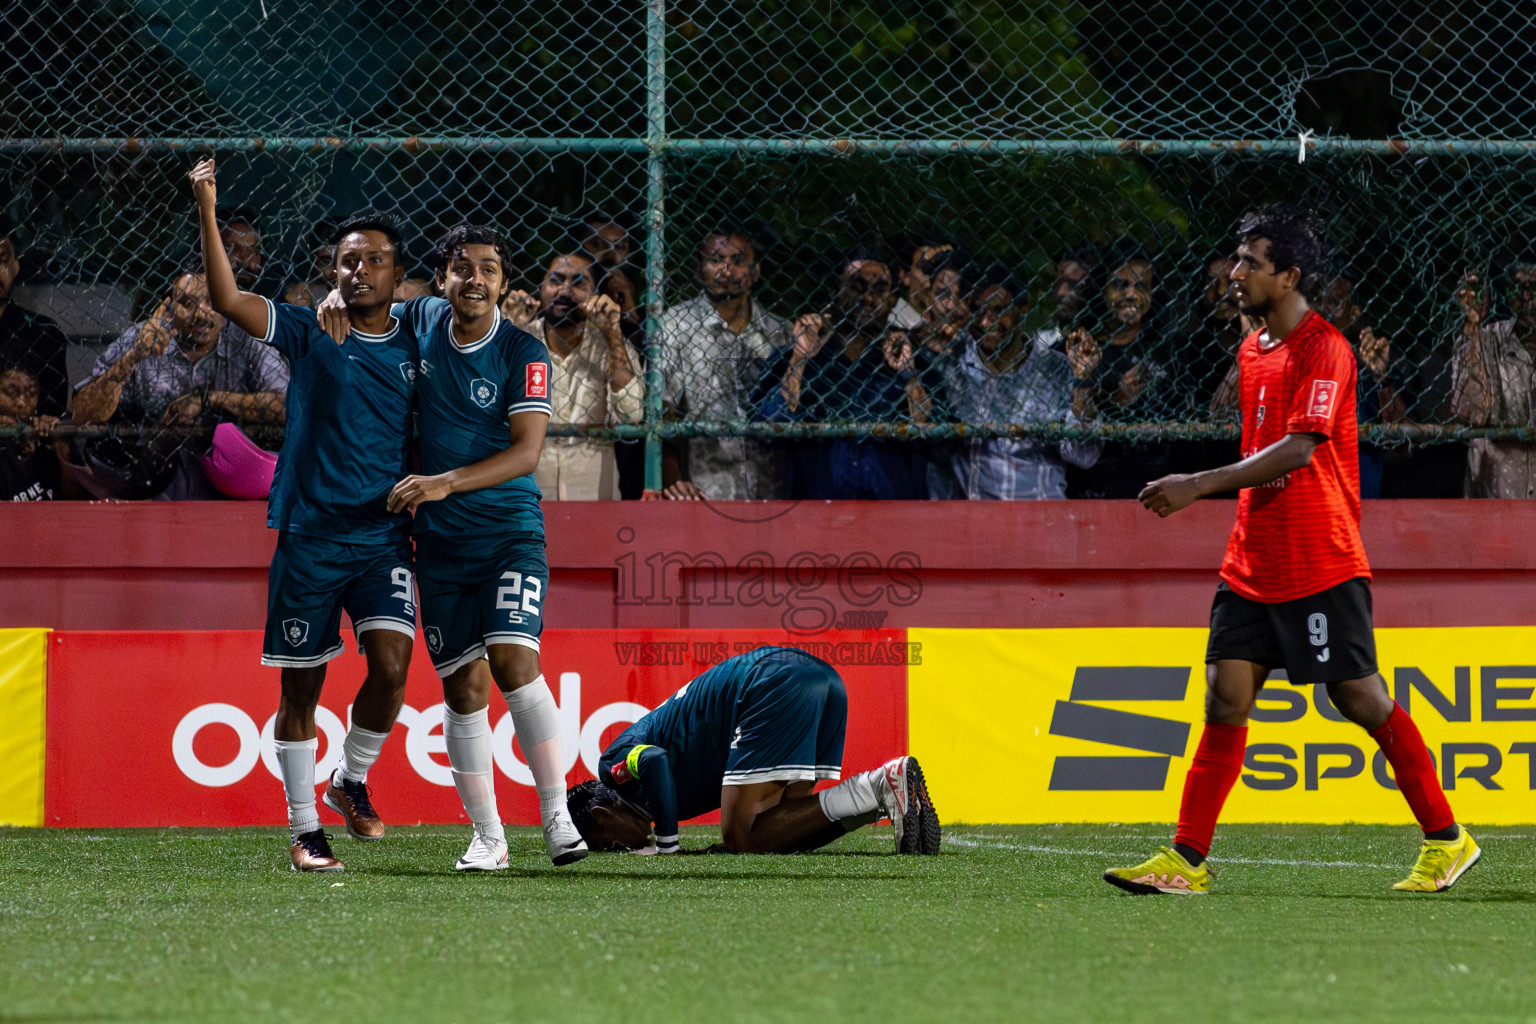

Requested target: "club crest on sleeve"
[
  {"left": 282, "top": 618, "right": 309, "bottom": 648},
  {"left": 527, "top": 362, "right": 549, "bottom": 398},
  {"left": 470, "top": 378, "right": 499, "bottom": 410},
  {"left": 399, "top": 362, "right": 416, "bottom": 385},
  {"left": 426, "top": 626, "right": 444, "bottom": 654}
]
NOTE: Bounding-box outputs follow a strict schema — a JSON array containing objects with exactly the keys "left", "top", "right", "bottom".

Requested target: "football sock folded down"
[{"left": 339, "top": 724, "right": 390, "bottom": 784}]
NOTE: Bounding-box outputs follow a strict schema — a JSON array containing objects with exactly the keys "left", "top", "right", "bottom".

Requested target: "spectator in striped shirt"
[{"left": 944, "top": 265, "right": 1100, "bottom": 500}]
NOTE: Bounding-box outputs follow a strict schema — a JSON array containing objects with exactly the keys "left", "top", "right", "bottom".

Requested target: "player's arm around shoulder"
[{"left": 385, "top": 334, "right": 551, "bottom": 512}]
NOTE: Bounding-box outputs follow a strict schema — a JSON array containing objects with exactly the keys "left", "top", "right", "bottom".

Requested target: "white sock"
[
  {"left": 339, "top": 724, "right": 390, "bottom": 783},
  {"left": 818, "top": 772, "right": 880, "bottom": 823},
  {"left": 502, "top": 675, "right": 567, "bottom": 821},
  {"left": 274, "top": 737, "right": 320, "bottom": 840},
  {"left": 443, "top": 706, "right": 504, "bottom": 842}
]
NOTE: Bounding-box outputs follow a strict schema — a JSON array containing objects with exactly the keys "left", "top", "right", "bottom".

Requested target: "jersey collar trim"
[
  {"left": 449, "top": 306, "right": 502, "bottom": 355},
  {"left": 350, "top": 316, "right": 400, "bottom": 344}
]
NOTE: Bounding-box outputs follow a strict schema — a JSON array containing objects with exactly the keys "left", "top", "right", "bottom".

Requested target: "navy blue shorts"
[
  {"left": 415, "top": 531, "right": 546, "bottom": 678},
  {"left": 262, "top": 531, "right": 416, "bottom": 669},
  {"left": 724, "top": 653, "right": 848, "bottom": 786}
]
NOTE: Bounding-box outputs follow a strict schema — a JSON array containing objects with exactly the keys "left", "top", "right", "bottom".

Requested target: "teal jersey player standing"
[
  {"left": 356, "top": 223, "right": 586, "bottom": 870},
  {"left": 396, "top": 296, "right": 552, "bottom": 674},
  {"left": 567, "top": 645, "right": 942, "bottom": 856},
  {"left": 193, "top": 157, "right": 422, "bottom": 874}
]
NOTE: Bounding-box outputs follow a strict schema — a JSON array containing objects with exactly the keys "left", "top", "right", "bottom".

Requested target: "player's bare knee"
[
  {"left": 279, "top": 667, "right": 325, "bottom": 709},
  {"left": 441, "top": 666, "right": 489, "bottom": 716},
  {"left": 1327, "top": 676, "right": 1393, "bottom": 730},
  {"left": 362, "top": 631, "right": 413, "bottom": 688},
  {"left": 488, "top": 644, "right": 541, "bottom": 691}
]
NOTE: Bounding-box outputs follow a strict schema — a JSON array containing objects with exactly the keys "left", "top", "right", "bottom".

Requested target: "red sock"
[
  {"left": 1370, "top": 703, "right": 1455, "bottom": 834},
  {"left": 1173, "top": 722, "right": 1248, "bottom": 858}
]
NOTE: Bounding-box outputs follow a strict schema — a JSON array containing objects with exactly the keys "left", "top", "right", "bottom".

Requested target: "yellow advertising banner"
[
  {"left": 909, "top": 627, "right": 1536, "bottom": 825},
  {"left": 0, "top": 628, "right": 48, "bottom": 827}
]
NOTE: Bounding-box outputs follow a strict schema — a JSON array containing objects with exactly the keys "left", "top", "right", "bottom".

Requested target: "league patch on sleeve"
[
  {"left": 608, "top": 760, "right": 632, "bottom": 785},
  {"left": 526, "top": 362, "right": 549, "bottom": 399},
  {"left": 1307, "top": 379, "right": 1338, "bottom": 420}
]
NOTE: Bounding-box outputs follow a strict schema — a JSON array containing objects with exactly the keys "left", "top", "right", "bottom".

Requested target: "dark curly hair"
[
  {"left": 566, "top": 779, "right": 627, "bottom": 851},
  {"left": 331, "top": 209, "right": 405, "bottom": 271},
  {"left": 1236, "top": 202, "right": 1328, "bottom": 300},
  {"left": 433, "top": 223, "right": 514, "bottom": 299}
]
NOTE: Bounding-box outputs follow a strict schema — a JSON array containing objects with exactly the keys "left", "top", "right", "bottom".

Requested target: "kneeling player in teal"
[
  {"left": 566, "top": 646, "right": 940, "bottom": 855},
  {"left": 326, "top": 224, "right": 585, "bottom": 870},
  {"left": 194, "top": 160, "right": 418, "bottom": 872}
]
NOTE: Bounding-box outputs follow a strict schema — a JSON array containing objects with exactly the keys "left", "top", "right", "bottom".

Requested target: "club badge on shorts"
[{"left": 282, "top": 618, "right": 309, "bottom": 648}]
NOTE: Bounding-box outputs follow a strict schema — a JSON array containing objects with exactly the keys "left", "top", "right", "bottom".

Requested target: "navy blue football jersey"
[
  {"left": 260, "top": 299, "right": 417, "bottom": 542},
  {"left": 599, "top": 646, "right": 845, "bottom": 832},
  {"left": 398, "top": 299, "right": 551, "bottom": 537}
]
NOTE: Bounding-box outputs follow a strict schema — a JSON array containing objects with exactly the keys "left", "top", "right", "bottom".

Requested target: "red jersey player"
[{"left": 1103, "top": 203, "right": 1479, "bottom": 895}]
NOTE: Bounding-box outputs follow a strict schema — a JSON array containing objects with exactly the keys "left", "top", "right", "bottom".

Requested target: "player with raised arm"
[
  {"left": 565, "top": 645, "right": 940, "bottom": 856},
  {"left": 191, "top": 160, "right": 419, "bottom": 872},
  {"left": 323, "top": 225, "right": 584, "bottom": 870},
  {"left": 1103, "top": 203, "right": 1478, "bottom": 895}
]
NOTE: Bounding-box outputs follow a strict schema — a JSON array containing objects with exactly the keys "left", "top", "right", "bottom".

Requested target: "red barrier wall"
[
  {"left": 44, "top": 628, "right": 908, "bottom": 827},
  {"left": 2, "top": 500, "right": 1534, "bottom": 630}
]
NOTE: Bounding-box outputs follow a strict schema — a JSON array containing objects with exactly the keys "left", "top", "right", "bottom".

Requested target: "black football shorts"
[{"left": 1205, "top": 577, "right": 1378, "bottom": 685}]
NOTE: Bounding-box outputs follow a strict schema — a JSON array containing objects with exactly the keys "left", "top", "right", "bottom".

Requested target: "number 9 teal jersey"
[{"left": 396, "top": 298, "right": 553, "bottom": 538}]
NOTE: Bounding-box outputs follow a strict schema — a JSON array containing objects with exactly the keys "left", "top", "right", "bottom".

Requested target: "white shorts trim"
[
  {"left": 433, "top": 644, "right": 488, "bottom": 680},
  {"left": 721, "top": 766, "right": 819, "bottom": 786},
  {"left": 484, "top": 633, "right": 540, "bottom": 652},
  {"left": 353, "top": 618, "right": 417, "bottom": 638},
  {"left": 261, "top": 642, "right": 345, "bottom": 669},
  {"left": 353, "top": 618, "right": 416, "bottom": 653}
]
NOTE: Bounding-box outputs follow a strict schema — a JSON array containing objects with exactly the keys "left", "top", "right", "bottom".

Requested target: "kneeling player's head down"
[{"left": 566, "top": 779, "right": 654, "bottom": 852}]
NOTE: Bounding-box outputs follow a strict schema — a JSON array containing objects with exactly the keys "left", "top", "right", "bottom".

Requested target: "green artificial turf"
[{"left": 2, "top": 824, "right": 1533, "bottom": 1023}]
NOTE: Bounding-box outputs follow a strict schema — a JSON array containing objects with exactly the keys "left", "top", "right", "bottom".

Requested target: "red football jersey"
[{"left": 1219, "top": 310, "right": 1371, "bottom": 602}]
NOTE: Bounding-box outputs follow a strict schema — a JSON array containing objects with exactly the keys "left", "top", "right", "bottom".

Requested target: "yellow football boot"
[
  {"left": 1103, "top": 846, "right": 1210, "bottom": 895},
  {"left": 1393, "top": 828, "right": 1481, "bottom": 892}
]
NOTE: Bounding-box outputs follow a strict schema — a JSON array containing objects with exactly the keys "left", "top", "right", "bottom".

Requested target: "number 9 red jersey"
[{"left": 1219, "top": 310, "right": 1372, "bottom": 602}]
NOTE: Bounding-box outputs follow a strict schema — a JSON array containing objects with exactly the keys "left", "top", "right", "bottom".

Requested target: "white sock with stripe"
[
  {"left": 443, "top": 706, "right": 504, "bottom": 842},
  {"left": 274, "top": 737, "right": 320, "bottom": 840},
  {"left": 338, "top": 724, "right": 390, "bottom": 783}
]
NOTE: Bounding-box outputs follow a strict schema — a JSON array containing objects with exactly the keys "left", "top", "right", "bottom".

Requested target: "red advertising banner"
[{"left": 44, "top": 629, "right": 909, "bottom": 827}]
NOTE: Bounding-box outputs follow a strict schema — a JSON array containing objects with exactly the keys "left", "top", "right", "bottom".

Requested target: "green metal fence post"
[{"left": 642, "top": 0, "right": 667, "bottom": 493}]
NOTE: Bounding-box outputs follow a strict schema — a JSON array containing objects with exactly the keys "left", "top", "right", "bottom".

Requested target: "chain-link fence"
[{"left": 2, "top": 1, "right": 1534, "bottom": 499}]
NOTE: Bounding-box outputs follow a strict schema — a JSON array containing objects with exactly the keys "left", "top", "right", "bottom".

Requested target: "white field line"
[{"left": 944, "top": 834, "right": 1402, "bottom": 869}]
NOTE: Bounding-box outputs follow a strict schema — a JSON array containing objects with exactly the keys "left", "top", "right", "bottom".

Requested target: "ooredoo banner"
[
  {"left": 910, "top": 627, "right": 1536, "bottom": 825},
  {"left": 45, "top": 629, "right": 908, "bottom": 827}
]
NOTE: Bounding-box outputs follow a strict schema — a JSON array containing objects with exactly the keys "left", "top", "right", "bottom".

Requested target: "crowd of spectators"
[{"left": 2, "top": 206, "right": 1535, "bottom": 502}]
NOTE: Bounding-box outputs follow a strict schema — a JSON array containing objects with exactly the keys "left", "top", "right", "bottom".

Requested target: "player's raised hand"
[
  {"left": 188, "top": 159, "right": 217, "bottom": 209},
  {"left": 387, "top": 473, "right": 453, "bottom": 513},
  {"left": 501, "top": 289, "right": 539, "bottom": 329},
  {"left": 314, "top": 288, "right": 350, "bottom": 346},
  {"left": 1138, "top": 473, "right": 1203, "bottom": 517}
]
